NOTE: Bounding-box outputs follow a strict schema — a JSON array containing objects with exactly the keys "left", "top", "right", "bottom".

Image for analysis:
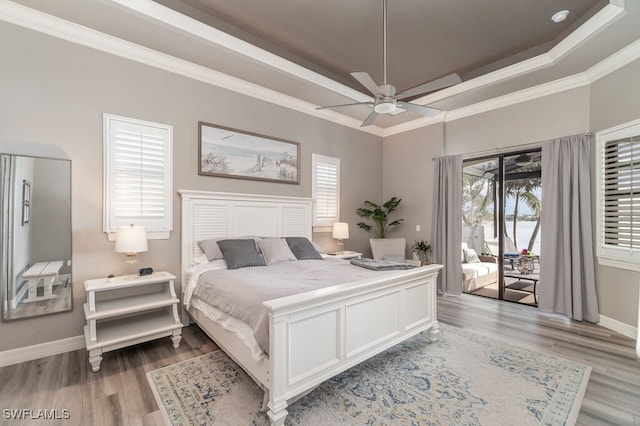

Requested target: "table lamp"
[
  {"left": 332, "top": 222, "right": 349, "bottom": 254},
  {"left": 115, "top": 224, "right": 148, "bottom": 277}
]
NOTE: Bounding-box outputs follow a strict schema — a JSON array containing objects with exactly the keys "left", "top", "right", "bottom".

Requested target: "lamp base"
[
  {"left": 123, "top": 254, "right": 139, "bottom": 278},
  {"left": 336, "top": 240, "right": 344, "bottom": 254}
]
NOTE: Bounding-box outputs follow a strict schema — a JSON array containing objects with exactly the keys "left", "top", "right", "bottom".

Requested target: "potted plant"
[
  {"left": 412, "top": 240, "right": 432, "bottom": 265},
  {"left": 356, "top": 197, "right": 404, "bottom": 238}
]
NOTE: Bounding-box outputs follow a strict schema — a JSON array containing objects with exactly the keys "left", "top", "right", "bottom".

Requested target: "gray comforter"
[{"left": 192, "top": 258, "right": 396, "bottom": 355}]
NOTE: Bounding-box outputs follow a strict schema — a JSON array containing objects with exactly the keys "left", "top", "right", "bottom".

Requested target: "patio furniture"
[{"left": 461, "top": 243, "right": 498, "bottom": 292}]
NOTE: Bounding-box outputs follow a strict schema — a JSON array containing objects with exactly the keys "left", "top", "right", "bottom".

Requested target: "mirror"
[{"left": 1, "top": 154, "right": 72, "bottom": 320}]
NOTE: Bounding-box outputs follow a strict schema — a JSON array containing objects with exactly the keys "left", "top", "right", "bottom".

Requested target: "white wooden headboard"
[{"left": 179, "top": 190, "right": 313, "bottom": 282}]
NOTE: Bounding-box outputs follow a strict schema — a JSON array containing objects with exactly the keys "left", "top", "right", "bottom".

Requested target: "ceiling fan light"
[
  {"left": 374, "top": 101, "right": 396, "bottom": 114},
  {"left": 515, "top": 153, "right": 532, "bottom": 167}
]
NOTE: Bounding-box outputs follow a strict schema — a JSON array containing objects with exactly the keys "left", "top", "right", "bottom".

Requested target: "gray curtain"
[
  {"left": 539, "top": 134, "right": 599, "bottom": 322},
  {"left": 431, "top": 155, "right": 463, "bottom": 294}
]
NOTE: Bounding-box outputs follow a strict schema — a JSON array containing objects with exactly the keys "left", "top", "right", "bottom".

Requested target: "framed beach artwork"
[{"left": 198, "top": 122, "right": 300, "bottom": 184}]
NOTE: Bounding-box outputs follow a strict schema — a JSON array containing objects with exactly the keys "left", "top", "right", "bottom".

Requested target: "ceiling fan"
[{"left": 317, "top": 0, "right": 462, "bottom": 127}]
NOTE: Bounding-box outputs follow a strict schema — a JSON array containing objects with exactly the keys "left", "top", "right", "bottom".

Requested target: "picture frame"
[
  {"left": 198, "top": 121, "right": 300, "bottom": 184},
  {"left": 22, "top": 179, "right": 30, "bottom": 226}
]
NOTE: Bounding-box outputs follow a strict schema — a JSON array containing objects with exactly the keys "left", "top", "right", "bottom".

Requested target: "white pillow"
[
  {"left": 257, "top": 238, "right": 297, "bottom": 265},
  {"left": 464, "top": 248, "right": 481, "bottom": 263}
]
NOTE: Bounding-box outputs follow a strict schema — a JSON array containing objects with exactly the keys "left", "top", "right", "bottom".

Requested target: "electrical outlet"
[{"left": 416, "top": 225, "right": 421, "bottom": 232}]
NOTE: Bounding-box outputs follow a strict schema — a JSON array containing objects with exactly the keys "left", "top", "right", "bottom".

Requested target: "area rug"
[{"left": 147, "top": 324, "right": 590, "bottom": 425}]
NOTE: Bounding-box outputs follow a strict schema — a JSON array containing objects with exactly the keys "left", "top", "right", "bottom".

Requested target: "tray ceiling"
[{"left": 3, "top": 0, "right": 640, "bottom": 134}]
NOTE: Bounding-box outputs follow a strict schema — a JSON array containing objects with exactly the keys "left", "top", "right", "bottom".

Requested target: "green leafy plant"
[
  {"left": 411, "top": 240, "right": 431, "bottom": 255},
  {"left": 356, "top": 197, "right": 404, "bottom": 238},
  {"left": 107, "top": 274, "right": 115, "bottom": 279},
  {"left": 411, "top": 240, "right": 432, "bottom": 264}
]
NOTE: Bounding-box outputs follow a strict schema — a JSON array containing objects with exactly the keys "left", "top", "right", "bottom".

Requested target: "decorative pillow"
[
  {"left": 198, "top": 236, "right": 263, "bottom": 261},
  {"left": 285, "top": 237, "right": 323, "bottom": 260},
  {"left": 464, "top": 248, "right": 481, "bottom": 263},
  {"left": 217, "top": 239, "right": 267, "bottom": 269},
  {"left": 258, "top": 238, "right": 297, "bottom": 265},
  {"left": 197, "top": 238, "right": 224, "bottom": 261}
]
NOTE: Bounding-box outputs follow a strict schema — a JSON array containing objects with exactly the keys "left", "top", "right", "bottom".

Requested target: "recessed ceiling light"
[{"left": 551, "top": 10, "right": 570, "bottom": 23}]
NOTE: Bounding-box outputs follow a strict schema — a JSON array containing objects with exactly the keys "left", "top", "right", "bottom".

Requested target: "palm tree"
[
  {"left": 504, "top": 177, "right": 541, "bottom": 251},
  {"left": 462, "top": 174, "right": 494, "bottom": 227}
]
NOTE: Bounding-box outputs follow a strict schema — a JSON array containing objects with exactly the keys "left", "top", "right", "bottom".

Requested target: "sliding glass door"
[{"left": 462, "top": 150, "right": 541, "bottom": 306}]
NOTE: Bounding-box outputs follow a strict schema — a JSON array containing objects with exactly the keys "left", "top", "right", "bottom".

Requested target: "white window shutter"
[
  {"left": 104, "top": 114, "right": 173, "bottom": 240},
  {"left": 312, "top": 154, "right": 340, "bottom": 227},
  {"left": 602, "top": 136, "right": 639, "bottom": 250},
  {"left": 596, "top": 119, "right": 640, "bottom": 270}
]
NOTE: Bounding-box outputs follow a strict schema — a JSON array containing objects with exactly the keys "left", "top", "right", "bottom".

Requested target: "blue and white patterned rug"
[{"left": 147, "top": 324, "right": 590, "bottom": 425}]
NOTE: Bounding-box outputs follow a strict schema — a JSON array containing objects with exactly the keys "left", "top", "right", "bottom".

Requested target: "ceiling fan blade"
[
  {"left": 351, "top": 72, "right": 381, "bottom": 97},
  {"left": 360, "top": 110, "right": 379, "bottom": 127},
  {"left": 396, "top": 73, "right": 462, "bottom": 100},
  {"left": 316, "top": 101, "right": 373, "bottom": 110},
  {"left": 397, "top": 101, "right": 441, "bottom": 117}
]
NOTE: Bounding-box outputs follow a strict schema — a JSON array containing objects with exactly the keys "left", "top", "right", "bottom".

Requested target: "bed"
[{"left": 179, "top": 190, "right": 442, "bottom": 425}]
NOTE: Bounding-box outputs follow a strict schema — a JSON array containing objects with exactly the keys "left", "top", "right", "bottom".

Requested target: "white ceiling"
[{"left": 3, "top": 0, "right": 640, "bottom": 135}]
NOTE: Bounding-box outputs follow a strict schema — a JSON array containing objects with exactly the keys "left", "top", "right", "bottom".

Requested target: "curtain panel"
[
  {"left": 539, "top": 134, "right": 599, "bottom": 322},
  {"left": 431, "top": 155, "right": 463, "bottom": 294}
]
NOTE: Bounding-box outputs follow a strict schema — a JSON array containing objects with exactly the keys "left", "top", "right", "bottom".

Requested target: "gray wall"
[
  {"left": 382, "top": 123, "right": 445, "bottom": 259},
  {"left": 2, "top": 19, "right": 638, "bottom": 353},
  {"left": 383, "top": 71, "right": 639, "bottom": 330},
  {"left": 0, "top": 22, "right": 382, "bottom": 351},
  {"left": 590, "top": 57, "right": 640, "bottom": 328}
]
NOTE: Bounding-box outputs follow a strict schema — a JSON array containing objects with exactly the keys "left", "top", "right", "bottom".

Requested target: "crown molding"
[
  {"left": 109, "top": 0, "right": 625, "bottom": 109},
  {"left": 409, "top": 1, "right": 626, "bottom": 108},
  {"left": 0, "top": 0, "right": 636, "bottom": 139},
  {"left": 586, "top": 36, "right": 640, "bottom": 82},
  {"left": 0, "top": 1, "right": 383, "bottom": 136},
  {"left": 108, "top": 0, "right": 372, "bottom": 104},
  {"left": 383, "top": 74, "right": 592, "bottom": 136}
]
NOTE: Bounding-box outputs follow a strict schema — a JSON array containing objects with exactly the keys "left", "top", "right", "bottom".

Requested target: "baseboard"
[
  {"left": 599, "top": 315, "right": 638, "bottom": 340},
  {"left": 0, "top": 335, "right": 85, "bottom": 368}
]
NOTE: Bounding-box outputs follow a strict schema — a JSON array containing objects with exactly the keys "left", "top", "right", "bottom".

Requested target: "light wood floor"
[{"left": 0, "top": 295, "right": 638, "bottom": 425}]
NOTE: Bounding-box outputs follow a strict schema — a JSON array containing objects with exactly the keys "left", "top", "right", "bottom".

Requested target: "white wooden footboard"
[{"left": 263, "top": 264, "right": 442, "bottom": 425}]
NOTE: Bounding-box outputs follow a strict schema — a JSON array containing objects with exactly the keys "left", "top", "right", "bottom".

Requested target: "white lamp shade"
[
  {"left": 332, "top": 222, "right": 349, "bottom": 239},
  {"left": 115, "top": 225, "right": 148, "bottom": 254}
]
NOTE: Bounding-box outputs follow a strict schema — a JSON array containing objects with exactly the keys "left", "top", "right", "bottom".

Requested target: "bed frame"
[{"left": 179, "top": 190, "right": 442, "bottom": 425}]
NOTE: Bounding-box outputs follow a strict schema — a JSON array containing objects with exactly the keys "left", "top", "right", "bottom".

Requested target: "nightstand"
[
  {"left": 83, "top": 271, "right": 182, "bottom": 372},
  {"left": 327, "top": 251, "right": 362, "bottom": 260}
]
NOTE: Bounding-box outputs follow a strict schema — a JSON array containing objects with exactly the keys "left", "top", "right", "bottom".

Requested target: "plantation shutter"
[
  {"left": 104, "top": 114, "right": 173, "bottom": 239},
  {"left": 312, "top": 154, "right": 340, "bottom": 227},
  {"left": 602, "top": 136, "right": 640, "bottom": 250}
]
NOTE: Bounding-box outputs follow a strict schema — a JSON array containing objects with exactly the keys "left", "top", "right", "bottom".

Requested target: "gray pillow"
[
  {"left": 285, "top": 237, "right": 323, "bottom": 260},
  {"left": 217, "top": 239, "right": 267, "bottom": 269},
  {"left": 198, "top": 236, "right": 262, "bottom": 261},
  {"left": 258, "top": 238, "right": 297, "bottom": 265},
  {"left": 197, "top": 238, "right": 224, "bottom": 261}
]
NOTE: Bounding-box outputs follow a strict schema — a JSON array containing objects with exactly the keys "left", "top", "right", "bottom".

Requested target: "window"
[
  {"left": 312, "top": 154, "right": 340, "bottom": 229},
  {"left": 596, "top": 119, "right": 640, "bottom": 270},
  {"left": 104, "top": 114, "right": 173, "bottom": 240}
]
